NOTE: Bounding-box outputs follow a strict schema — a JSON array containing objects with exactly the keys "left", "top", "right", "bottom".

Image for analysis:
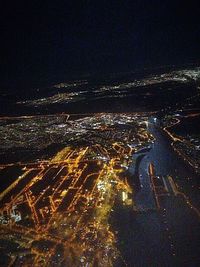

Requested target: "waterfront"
[
  {"left": 0, "top": 65, "right": 200, "bottom": 266},
  {"left": 112, "top": 118, "right": 200, "bottom": 267}
]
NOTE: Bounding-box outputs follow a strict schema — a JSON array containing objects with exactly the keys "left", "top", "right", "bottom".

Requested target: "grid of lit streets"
[{"left": 0, "top": 113, "right": 153, "bottom": 266}]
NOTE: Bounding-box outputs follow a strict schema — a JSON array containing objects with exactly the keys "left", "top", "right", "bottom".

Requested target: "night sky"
[{"left": 1, "top": 0, "right": 200, "bottom": 90}]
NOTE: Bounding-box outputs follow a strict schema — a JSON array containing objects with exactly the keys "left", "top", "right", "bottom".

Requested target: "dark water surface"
[{"left": 112, "top": 120, "right": 200, "bottom": 267}]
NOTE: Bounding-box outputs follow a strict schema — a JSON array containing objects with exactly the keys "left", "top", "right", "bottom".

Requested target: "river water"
[{"left": 112, "top": 118, "right": 200, "bottom": 267}]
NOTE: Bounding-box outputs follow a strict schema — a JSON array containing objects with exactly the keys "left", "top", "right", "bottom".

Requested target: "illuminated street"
[
  {"left": 0, "top": 110, "right": 200, "bottom": 266},
  {"left": 1, "top": 1, "right": 200, "bottom": 265},
  {"left": 0, "top": 113, "right": 153, "bottom": 266},
  {"left": 0, "top": 66, "right": 200, "bottom": 266}
]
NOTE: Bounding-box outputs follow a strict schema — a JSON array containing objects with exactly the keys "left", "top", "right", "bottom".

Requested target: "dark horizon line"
[{"left": 1, "top": 59, "right": 200, "bottom": 94}]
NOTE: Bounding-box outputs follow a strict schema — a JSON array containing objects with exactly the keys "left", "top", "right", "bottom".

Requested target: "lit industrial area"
[
  {"left": 0, "top": 67, "right": 200, "bottom": 266},
  {"left": 0, "top": 113, "right": 154, "bottom": 266}
]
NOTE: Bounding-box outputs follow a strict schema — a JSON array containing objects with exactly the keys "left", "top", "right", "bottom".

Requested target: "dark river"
[{"left": 112, "top": 118, "right": 200, "bottom": 267}]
